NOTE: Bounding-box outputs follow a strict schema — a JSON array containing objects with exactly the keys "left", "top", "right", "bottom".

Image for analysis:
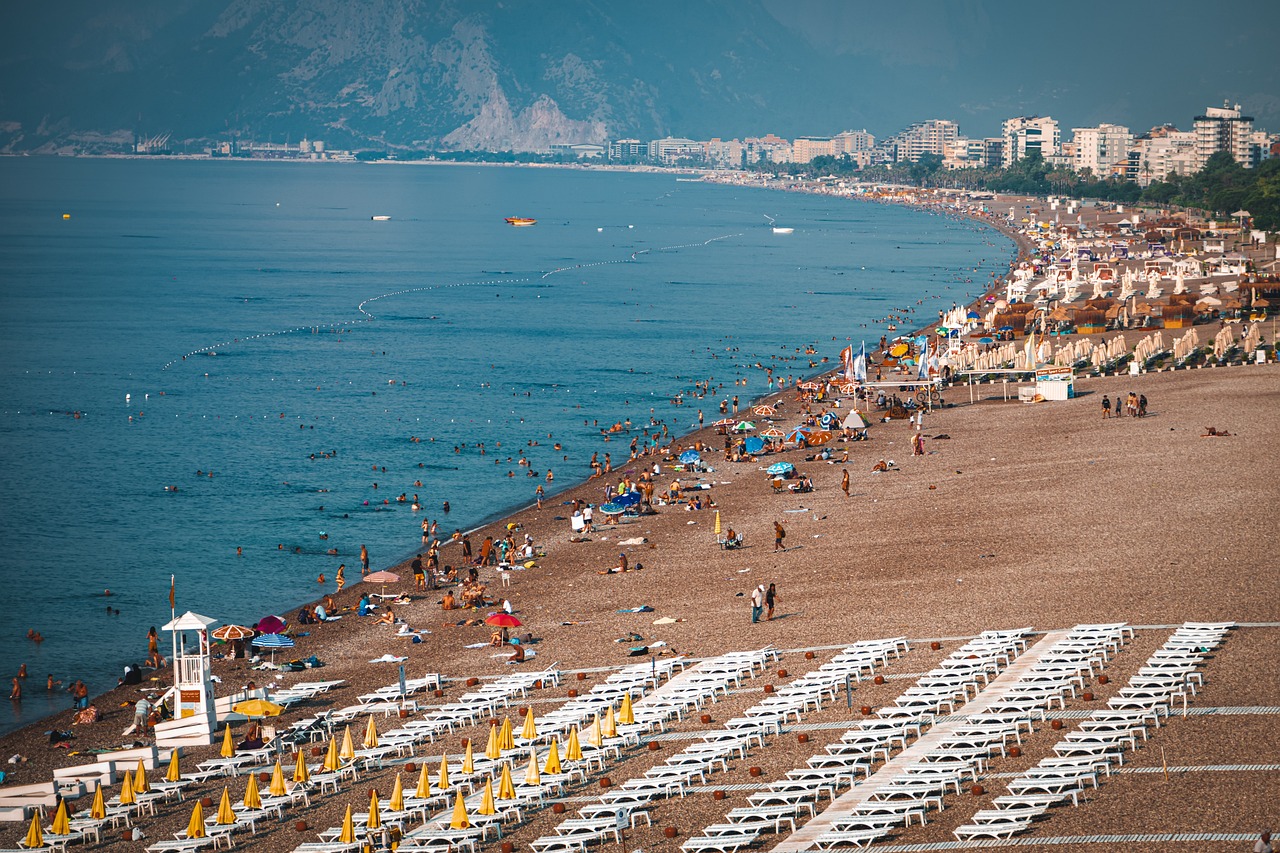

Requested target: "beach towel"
[
  {"left": 369, "top": 654, "right": 408, "bottom": 663},
  {"left": 617, "top": 606, "right": 654, "bottom": 613}
]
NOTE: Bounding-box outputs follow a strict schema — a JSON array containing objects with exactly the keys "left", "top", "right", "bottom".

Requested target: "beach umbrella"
[
  {"left": 742, "top": 436, "right": 765, "bottom": 455},
  {"left": 339, "top": 726, "right": 356, "bottom": 762},
  {"left": 251, "top": 633, "right": 294, "bottom": 663},
  {"left": 414, "top": 763, "right": 432, "bottom": 798},
  {"left": 766, "top": 461, "right": 795, "bottom": 476},
  {"left": 449, "top": 790, "right": 470, "bottom": 829},
  {"left": 185, "top": 801, "right": 206, "bottom": 839},
  {"left": 133, "top": 759, "right": 150, "bottom": 793},
  {"left": 293, "top": 749, "right": 311, "bottom": 783},
  {"left": 363, "top": 716, "right": 379, "bottom": 749},
  {"left": 243, "top": 773, "right": 262, "bottom": 810},
  {"left": 364, "top": 570, "right": 400, "bottom": 597},
  {"left": 90, "top": 782, "right": 106, "bottom": 820},
  {"left": 50, "top": 800, "right": 70, "bottom": 836},
  {"left": 543, "top": 738, "right": 562, "bottom": 775},
  {"left": 472, "top": 778, "right": 495, "bottom": 816},
  {"left": 614, "top": 491, "right": 641, "bottom": 508},
  {"left": 437, "top": 755, "right": 451, "bottom": 791},
  {"left": 389, "top": 774, "right": 404, "bottom": 812},
  {"left": 22, "top": 811, "right": 42, "bottom": 849},
  {"left": 215, "top": 788, "right": 236, "bottom": 825},
  {"left": 807, "top": 430, "right": 832, "bottom": 446},
  {"left": 165, "top": 749, "right": 181, "bottom": 782},
  {"left": 587, "top": 714, "right": 603, "bottom": 747},
  {"left": 269, "top": 761, "right": 286, "bottom": 797},
  {"left": 499, "top": 717, "right": 515, "bottom": 750},
  {"left": 497, "top": 763, "right": 516, "bottom": 800},
  {"left": 520, "top": 708, "right": 537, "bottom": 741},
  {"left": 565, "top": 727, "right": 583, "bottom": 761},
  {"left": 485, "top": 613, "right": 522, "bottom": 629},
  {"left": 484, "top": 723, "right": 501, "bottom": 760},
  {"left": 599, "top": 501, "right": 625, "bottom": 515},
  {"left": 603, "top": 707, "right": 618, "bottom": 738},
  {"left": 733, "top": 421, "right": 756, "bottom": 432},
  {"left": 784, "top": 426, "right": 811, "bottom": 444},
  {"left": 322, "top": 737, "right": 340, "bottom": 772},
  {"left": 678, "top": 449, "right": 700, "bottom": 465},
  {"left": 232, "top": 698, "right": 283, "bottom": 719},
  {"left": 211, "top": 624, "right": 254, "bottom": 642},
  {"left": 524, "top": 748, "right": 541, "bottom": 786},
  {"left": 119, "top": 771, "right": 136, "bottom": 805},
  {"left": 619, "top": 693, "right": 635, "bottom": 725},
  {"left": 337, "top": 805, "right": 355, "bottom": 843},
  {"left": 712, "top": 418, "right": 735, "bottom": 428},
  {"left": 256, "top": 615, "right": 287, "bottom": 634},
  {"left": 760, "top": 427, "right": 785, "bottom": 438},
  {"left": 461, "top": 739, "right": 475, "bottom": 774},
  {"left": 713, "top": 511, "right": 721, "bottom": 535},
  {"left": 752, "top": 404, "right": 777, "bottom": 416},
  {"left": 367, "top": 789, "right": 381, "bottom": 831},
  {"left": 819, "top": 412, "right": 840, "bottom": 429},
  {"left": 220, "top": 725, "right": 236, "bottom": 758}
]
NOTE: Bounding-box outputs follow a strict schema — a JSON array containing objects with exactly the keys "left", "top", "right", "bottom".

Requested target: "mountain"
[{"left": 1, "top": 0, "right": 1277, "bottom": 155}]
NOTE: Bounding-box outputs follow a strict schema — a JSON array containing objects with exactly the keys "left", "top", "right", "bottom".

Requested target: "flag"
[
  {"left": 853, "top": 342, "right": 867, "bottom": 382},
  {"left": 840, "top": 345, "right": 853, "bottom": 380},
  {"left": 917, "top": 342, "right": 930, "bottom": 379},
  {"left": 169, "top": 575, "right": 175, "bottom": 610}
]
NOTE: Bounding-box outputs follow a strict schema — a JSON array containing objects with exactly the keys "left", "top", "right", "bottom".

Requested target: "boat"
[
  {"left": 772, "top": 227, "right": 794, "bottom": 234},
  {"left": 505, "top": 217, "right": 537, "bottom": 227},
  {"left": 370, "top": 215, "right": 391, "bottom": 221}
]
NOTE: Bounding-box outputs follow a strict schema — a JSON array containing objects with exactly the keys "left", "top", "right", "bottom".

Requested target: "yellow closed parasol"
[
  {"left": 363, "top": 716, "right": 379, "bottom": 749},
  {"left": 497, "top": 762, "right": 516, "bottom": 800},
  {"left": 22, "top": 811, "right": 42, "bottom": 849},
  {"left": 89, "top": 782, "right": 106, "bottom": 820},
  {"left": 243, "top": 773, "right": 262, "bottom": 810},
  {"left": 337, "top": 805, "right": 355, "bottom": 843},
  {"left": 215, "top": 788, "right": 236, "bottom": 825},
  {"left": 543, "top": 737, "right": 562, "bottom": 775},
  {"left": 133, "top": 759, "right": 150, "bottom": 793},
  {"left": 619, "top": 693, "right": 635, "bottom": 725},
  {"left": 476, "top": 778, "right": 496, "bottom": 816},
  {"left": 269, "top": 760, "right": 287, "bottom": 797},
  {"left": 322, "top": 737, "right": 340, "bottom": 772},
  {"left": 587, "top": 714, "right": 603, "bottom": 747},
  {"left": 366, "top": 789, "right": 381, "bottom": 831},
  {"left": 524, "top": 748, "right": 540, "bottom": 786},
  {"left": 499, "top": 717, "right": 515, "bottom": 750},
  {"left": 118, "top": 770, "right": 136, "bottom": 805},
  {"left": 484, "top": 722, "right": 501, "bottom": 760},
  {"left": 389, "top": 774, "right": 404, "bottom": 812},
  {"left": 165, "top": 749, "right": 181, "bottom": 783},
  {"left": 565, "top": 726, "right": 583, "bottom": 761},
  {"left": 461, "top": 739, "right": 475, "bottom": 774},
  {"left": 219, "top": 724, "right": 235, "bottom": 758},
  {"left": 338, "top": 726, "right": 356, "bottom": 762},
  {"left": 50, "top": 801, "right": 70, "bottom": 836},
  {"left": 448, "top": 789, "right": 470, "bottom": 829},
  {"left": 414, "top": 763, "right": 433, "bottom": 799},
  {"left": 436, "top": 755, "right": 450, "bottom": 791},
  {"left": 293, "top": 749, "right": 311, "bottom": 783},
  {"left": 185, "top": 801, "right": 206, "bottom": 839},
  {"left": 520, "top": 708, "right": 537, "bottom": 740},
  {"left": 603, "top": 707, "right": 617, "bottom": 738}
]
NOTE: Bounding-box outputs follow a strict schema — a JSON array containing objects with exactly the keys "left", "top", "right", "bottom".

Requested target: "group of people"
[
  {"left": 750, "top": 583, "right": 780, "bottom": 623},
  {"left": 1101, "top": 392, "right": 1149, "bottom": 419}
]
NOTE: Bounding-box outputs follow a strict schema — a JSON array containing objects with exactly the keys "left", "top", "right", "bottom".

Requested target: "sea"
[{"left": 0, "top": 157, "right": 1014, "bottom": 735}]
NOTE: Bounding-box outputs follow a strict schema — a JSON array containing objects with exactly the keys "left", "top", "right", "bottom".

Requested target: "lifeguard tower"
[{"left": 153, "top": 611, "right": 219, "bottom": 748}]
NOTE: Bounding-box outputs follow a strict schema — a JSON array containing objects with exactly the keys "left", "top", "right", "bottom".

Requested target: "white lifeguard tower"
[{"left": 153, "top": 611, "right": 219, "bottom": 748}]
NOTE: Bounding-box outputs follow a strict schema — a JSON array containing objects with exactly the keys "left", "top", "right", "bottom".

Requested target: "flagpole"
[{"left": 169, "top": 575, "right": 178, "bottom": 680}]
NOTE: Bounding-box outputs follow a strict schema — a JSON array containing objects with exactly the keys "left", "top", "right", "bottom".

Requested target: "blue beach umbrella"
[
  {"left": 599, "top": 502, "right": 626, "bottom": 515},
  {"left": 785, "top": 426, "right": 811, "bottom": 444},
  {"left": 766, "top": 461, "right": 795, "bottom": 477},
  {"left": 979, "top": 337, "right": 994, "bottom": 344},
  {"left": 613, "top": 492, "right": 641, "bottom": 508},
  {"left": 251, "top": 633, "right": 295, "bottom": 664},
  {"left": 819, "top": 412, "right": 840, "bottom": 429},
  {"left": 742, "top": 436, "right": 765, "bottom": 455},
  {"left": 678, "top": 449, "right": 700, "bottom": 465}
]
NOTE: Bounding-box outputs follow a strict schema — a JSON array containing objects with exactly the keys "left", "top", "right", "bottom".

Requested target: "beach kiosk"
[
  {"left": 1034, "top": 366, "right": 1075, "bottom": 401},
  {"left": 154, "top": 611, "right": 219, "bottom": 748}
]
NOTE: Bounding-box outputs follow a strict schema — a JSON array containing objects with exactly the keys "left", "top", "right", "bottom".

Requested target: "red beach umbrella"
[
  {"left": 256, "top": 615, "right": 287, "bottom": 634},
  {"left": 485, "top": 613, "right": 523, "bottom": 629}
]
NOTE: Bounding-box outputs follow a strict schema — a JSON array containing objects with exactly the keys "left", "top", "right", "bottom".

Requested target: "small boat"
[
  {"left": 371, "top": 215, "right": 391, "bottom": 221},
  {"left": 505, "top": 217, "right": 537, "bottom": 227},
  {"left": 772, "top": 227, "right": 794, "bottom": 234}
]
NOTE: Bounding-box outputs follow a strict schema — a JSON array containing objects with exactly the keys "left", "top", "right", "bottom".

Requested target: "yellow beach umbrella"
[
  {"left": 367, "top": 789, "right": 381, "bottom": 831},
  {"left": 216, "top": 788, "right": 236, "bottom": 825},
  {"left": 185, "top": 801, "right": 206, "bottom": 839},
  {"left": 476, "top": 778, "right": 496, "bottom": 816},
  {"left": 461, "top": 739, "right": 475, "bottom": 774},
  {"left": 524, "top": 748, "right": 540, "bottom": 786},
  {"left": 50, "top": 801, "right": 70, "bottom": 836},
  {"left": 520, "top": 708, "right": 537, "bottom": 740},
  {"left": 543, "top": 737, "right": 562, "bottom": 775},
  {"left": 231, "top": 698, "right": 283, "bottom": 718},
  {"left": 165, "top": 749, "right": 182, "bottom": 782},
  {"left": 714, "top": 510, "right": 721, "bottom": 534},
  {"left": 119, "top": 770, "right": 137, "bottom": 805},
  {"left": 389, "top": 774, "right": 404, "bottom": 812},
  {"left": 339, "top": 726, "right": 356, "bottom": 762},
  {"left": 565, "top": 727, "right": 583, "bottom": 761},
  {"left": 496, "top": 763, "right": 516, "bottom": 800},
  {"left": 293, "top": 749, "right": 311, "bottom": 783},
  {"left": 603, "top": 707, "right": 617, "bottom": 739},
  {"left": 322, "top": 737, "right": 340, "bottom": 772},
  {"left": 414, "top": 763, "right": 433, "bottom": 799},
  {"left": 220, "top": 724, "right": 236, "bottom": 758},
  {"left": 133, "top": 759, "right": 150, "bottom": 793},
  {"left": 90, "top": 782, "right": 106, "bottom": 820},
  {"left": 269, "top": 761, "right": 287, "bottom": 797},
  {"left": 587, "top": 714, "right": 603, "bottom": 747},
  {"left": 436, "top": 755, "right": 451, "bottom": 791},
  {"left": 499, "top": 717, "right": 515, "bottom": 750},
  {"left": 363, "top": 716, "right": 379, "bottom": 749},
  {"left": 448, "top": 789, "right": 470, "bottom": 829},
  {"left": 484, "top": 723, "right": 501, "bottom": 760},
  {"left": 22, "top": 811, "right": 42, "bottom": 849},
  {"left": 243, "top": 773, "right": 262, "bottom": 810},
  {"left": 619, "top": 693, "right": 635, "bottom": 725},
  {"left": 337, "top": 805, "right": 355, "bottom": 843}
]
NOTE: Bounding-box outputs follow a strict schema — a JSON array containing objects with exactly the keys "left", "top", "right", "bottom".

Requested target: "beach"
[{"left": 1, "top": 190, "right": 1276, "bottom": 852}]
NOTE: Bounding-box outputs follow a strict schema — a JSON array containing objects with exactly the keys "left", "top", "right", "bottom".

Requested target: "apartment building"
[
  {"left": 1072, "top": 123, "right": 1132, "bottom": 176},
  {"left": 1002, "top": 116, "right": 1060, "bottom": 166}
]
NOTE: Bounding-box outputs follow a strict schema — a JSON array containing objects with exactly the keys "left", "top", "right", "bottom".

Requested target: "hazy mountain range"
[{"left": 2, "top": 0, "right": 1277, "bottom": 154}]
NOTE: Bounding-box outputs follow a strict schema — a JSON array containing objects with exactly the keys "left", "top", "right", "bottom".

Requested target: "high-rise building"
[
  {"left": 792, "top": 137, "right": 835, "bottom": 163},
  {"left": 648, "top": 137, "right": 703, "bottom": 164},
  {"left": 1193, "top": 103, "right": 1255, "bottom": 168},
  {"left": 833, "top": 130, "right": 875, "bottom": 155},
  {"left": 879, "top": 119, "right": 959, "bottom": 163},
  {"left": 1002, "top": 116, "right": 1060, "bottom": 166},
  {"left": 608, "top": 139, "right": 647, "bottom": 161},
  {"left": 1071, "top": 123, "right": 1132, "bottom": 177},
  {"left": 1125, "top": 126, "right": 1197, "bottom": 186}
]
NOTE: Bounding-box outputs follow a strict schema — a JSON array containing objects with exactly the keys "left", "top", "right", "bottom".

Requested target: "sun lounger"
[
  {"left": 810, "top": 827, "right": 890, "bottom": 849},
  {"left": 953, "top": 817, "right": 1034, "bottom": 840},
  {"left": 680, "top": 829, "right": 760, "bottom": 853}
]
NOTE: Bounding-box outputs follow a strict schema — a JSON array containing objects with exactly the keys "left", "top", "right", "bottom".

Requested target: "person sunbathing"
[
  {"left": 441, "top": 591, "right": 456, "bottom": 610},
  {"left": 374, "top": 608, "right": 396, "bottom": 625},
  {"left": 1201, "top": 426, "right": 1232, "bottom": 437}
]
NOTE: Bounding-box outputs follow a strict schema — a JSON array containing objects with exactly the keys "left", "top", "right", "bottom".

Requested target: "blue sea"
[{"left": 0, "top": 158, "right": 1013, "bottom": 734}]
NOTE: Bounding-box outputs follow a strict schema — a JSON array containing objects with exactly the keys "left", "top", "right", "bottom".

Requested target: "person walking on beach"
[
  {"left": 535, "top": 484, "right": 544, "bottom": 508},
  {"left": 1101, "top": 395, "right": 1111, "bottom": 419},
  {"left": 773, "top": 521, "right": 786, "bottom": 552},
  {"left": 841, "top": 469, "right": 850, "bottom": 497},
  {"left": 766, "top": 583, "right": 778, "bottom": 621},
  {"left": 147, "top": 626, "right": 159, "bottom": 658},
  {"left": 750, "top": 584, "right": 766, "bottom": 623},
  {"left": 335, "top": 564, "right": 346, "bottom": 591},
  {"left": 1139, "top": 394, "right": 1148, "bottom": 417},
  {"left": 360, "top": 545, "right": 370, "bottom": 575}
]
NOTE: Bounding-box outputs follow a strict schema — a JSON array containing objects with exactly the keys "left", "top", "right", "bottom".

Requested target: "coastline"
[{"left": 3, "top": 186, "right": 1276, "bottom": 851}]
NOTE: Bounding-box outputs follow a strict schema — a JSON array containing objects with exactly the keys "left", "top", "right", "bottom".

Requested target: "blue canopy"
[
  {"left": 766, "top": 461, "right": 795, "bottom": 476},
  {"left": 678, "top": 449, "right": 700, "bottom": 464},
  {"left": 613, "top": 491, "right": 641, "bottom": 507},
  {"left": 599, "top": 502, "right": 626, "bottom": 514},
  {"left": 251, "top": 633, "right": 294, "bottom": 649},
  {"left": 743, "top": 436, "right": 765, "bottom": 454},
  {"left": 819, "top": 412, "right": 840, "bottom": 429}
]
